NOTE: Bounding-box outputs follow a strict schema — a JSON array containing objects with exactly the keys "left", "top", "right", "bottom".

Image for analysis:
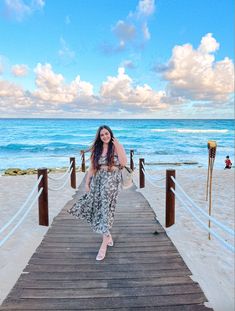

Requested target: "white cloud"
[
  {"left": 134, "top": 0, "right": 155, "bottom": 41},
  {"left": 100, "top": 67, "right": 168, "bottom": 110},
  {"left": 0, "top": 32, "right": 233, "bottom": 118},
  {"left": 112, "top": 20, "right": 136, "bottom": 48},
  {"left": 198, "top": 33, "right": 219, "bottom": 54},
  {"left": 163, "top": 33, "right": 234, "bottom": 102},
  {"left": 110, "top": 0, "right": 155, "bottom": 53},
  {"left": 122, "top": 60, "right": 136, "bottom": 69},
  {"left": 4, "top": 0, "right": 45, "bottom": 21},
  {"left": 11, "top": 64, "right": 29, "bottom": 77},
  {"left": 0, "top": 79, "right": 34, "bottom": 116},
  {"left": 0, "top": 79, "right": 24, "bottom": 97},
  {"left": 34, "top": 63, "right": 93, "bottom": 103},
  {"left": 137, "top": 0, "right": 155, "bottom": 17},
  {"left": 32, "top": 0, "right": 45, "bottom": 9},
  {"left": 142, "top": 22, "right": 150, "bottom": 40}
]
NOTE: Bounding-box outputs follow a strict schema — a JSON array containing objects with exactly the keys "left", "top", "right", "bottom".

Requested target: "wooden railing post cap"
[{"left": 38, "top": 168, "right": 47, "bottom": 172}]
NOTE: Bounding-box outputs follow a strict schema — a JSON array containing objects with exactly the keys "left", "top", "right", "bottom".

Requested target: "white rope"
[
  {"left": 171, "top": 187, "right": 234, "bottom": 253},
  {"left": 48, "top": 162, "right": 73, "bottom": 181},
  {"left": 0, "top": 175, "right": 43, "bottom": 235},
  {"left": 171, "top": 176, "right": 235, "bottom": 237},
  {"left": 0, "top": 187, "right": 43, "bottom": 248},
  {"left": 48, "top": 168, "right": 73, "bottom": 191},
  {"left": 141, "top": 168, "right": 165, "bottom": 189},
  {"left": 142, "top": 164, "right": 165, "bottom": 182},
  {"left": 142, "top": 162, "right": 165, "bottom": 179}
]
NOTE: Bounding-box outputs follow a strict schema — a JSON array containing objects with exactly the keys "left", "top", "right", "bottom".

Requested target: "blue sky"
[{"left": 0, "top": 0, "right": 234, "bottom": 118}]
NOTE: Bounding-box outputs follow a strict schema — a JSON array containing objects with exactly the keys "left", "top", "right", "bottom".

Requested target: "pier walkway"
[{"left": 0, "top": 178, "right": 213, "bottom": 310}]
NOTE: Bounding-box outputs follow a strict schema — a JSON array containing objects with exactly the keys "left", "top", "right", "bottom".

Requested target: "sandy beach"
[
  {"left": 0, "top": 172, "right": 84, "bottom": 304},
  {"left": 133, "top": 168, "right": 234, "bottom": 311},
  {"left": 0, "top": 168, "right": 234, "bottom": 311}
]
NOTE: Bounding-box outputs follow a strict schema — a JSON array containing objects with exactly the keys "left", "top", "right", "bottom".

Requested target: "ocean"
[{"left": 0, "top": 119, "right": 234, "bottom": 172}]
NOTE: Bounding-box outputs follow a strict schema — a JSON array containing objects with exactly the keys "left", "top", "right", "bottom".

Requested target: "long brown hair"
[{"left": 89, "top": 125, "right": 115, "bottom": 172}]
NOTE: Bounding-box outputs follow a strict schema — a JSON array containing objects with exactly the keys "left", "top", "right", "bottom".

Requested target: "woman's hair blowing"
[{"left": 89, "top": 125, "right": 115, "bottom": 172}]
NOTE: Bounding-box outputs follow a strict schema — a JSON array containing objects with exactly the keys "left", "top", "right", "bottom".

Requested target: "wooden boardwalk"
[{"left": 0, "top": 178, "right": 213, "bottom": 310}]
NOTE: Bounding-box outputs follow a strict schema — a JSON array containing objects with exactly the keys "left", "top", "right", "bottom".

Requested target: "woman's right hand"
[{"left": 85, "top": 184, "right": 90, "bottom": 193}]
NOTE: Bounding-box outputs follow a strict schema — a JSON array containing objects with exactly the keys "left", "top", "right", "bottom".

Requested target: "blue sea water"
[{"left": 0, "top": 119, "right": 234, "bottom": 171}]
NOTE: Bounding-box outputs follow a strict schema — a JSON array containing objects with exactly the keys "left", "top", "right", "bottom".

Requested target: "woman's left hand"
[{"left": 112, "top": 137, "right": 120, "bottom": 148}]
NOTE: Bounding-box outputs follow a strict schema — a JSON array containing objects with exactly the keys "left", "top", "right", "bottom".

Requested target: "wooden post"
[
  {"left": 70, "top": 157, "right": 76, "bottom": 189},
  {"left": 165, "top": 169, "right": 175, "bottom": 227},
  {"left": 81, "top": 150, "right": 86, "bottom": 172},
  {"left": 130, "top": 149, "right": 134, "bottom": 170},
  {"left": 139, "top": 158, "right": 145, "bottom": 188},
  {"left": 37, "top": 168, "right": 49, "bottom": 226}
]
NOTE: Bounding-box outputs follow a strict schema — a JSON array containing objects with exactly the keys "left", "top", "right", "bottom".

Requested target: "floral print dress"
[{"left": 67, "top": 154, "right": 122, "bottom": 235}]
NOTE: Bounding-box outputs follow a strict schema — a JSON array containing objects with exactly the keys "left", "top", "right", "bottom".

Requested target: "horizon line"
[{"left": 0, "top": 117, "right": 234, "bottom": 121}]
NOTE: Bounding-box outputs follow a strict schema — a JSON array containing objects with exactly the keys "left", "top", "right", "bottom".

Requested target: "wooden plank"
[
  {"left": 14, "top": 276, "right": 196, "bottom": 289},
  {"left": 34, "top": 246, "right": 177, "bottom": 253},
  {"left": 0, "top": 174, "right": 213, "bottom": 311},
  {"left": 27, "top": 256, "right": 185, "bottom": 265},
  {"left": 24, "top": 262, "right": 188, "bottom": 273},
  {"left": 40, "top": 235, "right": 169, "bottom": 242},
  {"left": 0, "top": 293, "right": 208, "bottom": 309},
  {"left": 31, "top": 251, "right": 180, "bottom": 260},
  {"left": 19, "top": 284, "right": 203, "bottom": 298},
  {"left": 17, "top": 269, "right": 191, "bottom": 281},
  {"left": 40, "top": 238, "right": 172, "bottom": 245},
  {"left": 30, "top": 254, "right": 182, "bottom": 265},
  {"left": 0, "top": 305, "right": 213, "bottom": 311}
]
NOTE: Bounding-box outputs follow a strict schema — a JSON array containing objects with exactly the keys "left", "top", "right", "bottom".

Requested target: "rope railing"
[
  {"left": 80, "top": 150, "right": 86, "bottom": 172},
  {"left": 0, "top": 185, "right": 43, "bottom": 247},
  {"left": 48, "top": 161, "right": 73, "bottom": 181},
  {"left": 48, "top": 167, "right": 73, "bottom": 191},
  {"left": 135, "top": 155, "right": 234, "bottom": 253},
  {"left": 171, "top": 176, "right": 235, "bottom": 237},
  {"left": 170, "top": 177, "right": 234, "bottom": 253},
  {"left": 0, "top": 157, "right": 77, "bottom": 246},
  {"left": 141, "top": 168, "right": 165, "bottom": 189},
  {"left": 0, "top": 175, "right": 43, "bottom": 235},
  {"left": 142, "top": 163, "right": 165, "bottom": 182},
  {"left": 171, "top": 187, "right": 235, "bottom": 253}
]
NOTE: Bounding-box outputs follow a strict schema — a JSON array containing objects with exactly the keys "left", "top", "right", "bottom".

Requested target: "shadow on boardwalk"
[{"left": 0, "top": 177, "right": 213, "bottom": 310}]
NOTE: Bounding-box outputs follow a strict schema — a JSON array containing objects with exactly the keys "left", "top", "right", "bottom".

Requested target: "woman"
[{"left": 68, "top": 125, "right": 127, "bottom": 261}]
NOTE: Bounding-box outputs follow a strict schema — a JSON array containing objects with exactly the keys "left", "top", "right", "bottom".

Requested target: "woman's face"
[{"left": 100, "top": 128, "right": 111, "bottom": 144}]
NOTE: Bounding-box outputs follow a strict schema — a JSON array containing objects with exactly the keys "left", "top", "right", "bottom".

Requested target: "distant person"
[
  {"left": 224, "top": 155, "right": 232, "bottom": 169},
  {"left": 67, "top": 125, "right": 127, "bottom": 261}
]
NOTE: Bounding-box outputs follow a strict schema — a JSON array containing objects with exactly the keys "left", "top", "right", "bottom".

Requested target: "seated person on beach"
[{"left": 224, "top": 155, "right": 232, "bottom": 169}]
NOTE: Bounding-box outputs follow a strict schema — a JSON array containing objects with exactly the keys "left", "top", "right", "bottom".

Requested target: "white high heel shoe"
[
  {"left": 96, "top": 243, "right": 107, "bottom": 261},
  {"left": 107, "top": 235, "right": 114, "bottom": 246}
]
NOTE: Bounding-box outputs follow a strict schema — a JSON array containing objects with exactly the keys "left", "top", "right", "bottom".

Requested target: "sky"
[{"left": 0, "top": 0, "right": 234, "bottom": 119}]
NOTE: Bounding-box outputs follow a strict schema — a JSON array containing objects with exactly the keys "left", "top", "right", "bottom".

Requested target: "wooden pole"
[
  {"left": 37, "top": 168, "right": 49, "bottom": 226},
  {"left": 139, "top": 158, "right": 145, "bottom": 188},
  {"left": 165, "top": 169, "right": 175, "bottom": 228},
  {"left": 130, "top": 149, "right": 134, "bottom": 170},
  {"left": 207, "top": 142, "right": 217, "bottom": 240},
  {"left": 208, "top": 156, "right": 215, "bottom": 240},
  {"left": 70, "top": 157, "right": 76, "bottom": 189},
  {"left": 206, "top": 156, "right": 210, "bottom": 201},
  {"left": 81, "top": 150, "right": 86, "bottom": 172}
]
